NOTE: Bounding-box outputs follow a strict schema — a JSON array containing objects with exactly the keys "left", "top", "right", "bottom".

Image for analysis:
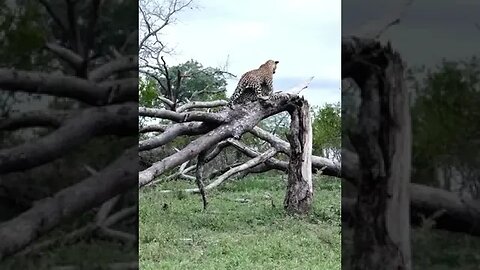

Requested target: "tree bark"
[
  {"left": 0, "top": 148, "right": 137, "bottom": 260},
  {"left": 284, "top": 98, "right": 313, "bottom": 215},
  {"left": 138, "top": 94, "right": 308, "bottom": 187},
  {"left": 343, "top": 37, "right": 411, "bottom": 270}
]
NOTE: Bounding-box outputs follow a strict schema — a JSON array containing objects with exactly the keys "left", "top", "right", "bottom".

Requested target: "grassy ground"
[
  {"left": 139, "top": 175, "right": 341, "bottom": 270},
  {"left": 342, "top": 219, "right": 480, "bottom": 269},
  {"left": 1, "top": 212, "right": 137, "bottom": 270},
  {"left": 411, "top": 227, "right": 480, "bottom": 269}
]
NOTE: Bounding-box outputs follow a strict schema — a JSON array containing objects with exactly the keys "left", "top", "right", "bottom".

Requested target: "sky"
[
  {"left": 343, "top": 0, "right": 480, "bottom": 68},
  {"left": 159, "top": 0, "right": 341, "bottom": 107}
]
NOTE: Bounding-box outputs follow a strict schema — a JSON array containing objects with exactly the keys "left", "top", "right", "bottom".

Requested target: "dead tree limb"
[
  {"left": 0, "top": 110, "right": 68, "bottom": 130},
  {"left": 176, "top": 100, "right": 228, "bottom": 113},
  {"left": 158, "top": 148, "right": 278, "bottom": 194},
  {"left": 45, "top": 42, "right": 83, "bottom": 70},
  {"left": 0, "top": 69, "right": 137, "bottom": 105},
  {"left": 0, "top": 148, "right": 138, "bottom": 260},
  {"left": 139, "top": 106, "right": 227, "bottom": 123},
  {"left": 139, "top": 124, "right": 168, "bottom": 133},
  {"left": 89, "top": 55, "right": 138, "bottom": 82},
  {"left": 0, "top": 103, "right": 137, "bottom": 173},
  {"left": 138, "top": 92, "right": 309, "bottom": 187},
  {"left": 249, "top": 126, "right": 341, "bottom": 177},
  {"left": 139, "top": 122, "right": 211, "bottom": 151}
]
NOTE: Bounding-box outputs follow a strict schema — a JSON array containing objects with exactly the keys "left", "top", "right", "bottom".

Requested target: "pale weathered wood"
[{"left": 284, "top": 98, "right": 313, "bottom": 215}]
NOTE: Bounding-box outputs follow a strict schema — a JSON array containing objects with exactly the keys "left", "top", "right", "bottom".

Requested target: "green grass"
[
  {"left": 342, "top": 222, "right": 480, "bottom": 269},
  {"left": 1, "top": 222, "right": 137, "bottom": 270},
  {"left": 139, "top": 175, "right": 341, "bottom": 270},
  {"left": 412, "top": 227, "right": 480, "bottom": 269}
]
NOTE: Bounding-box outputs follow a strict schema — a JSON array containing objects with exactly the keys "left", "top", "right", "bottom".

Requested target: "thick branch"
[
  {"left": 0, "top": 110, "right": 68, "bottom": 130},
  {"left": 0, "top": 69, "right": 136, "bottom": 105},
  {"left": 139, "top": 107, "right": 226, "bottom": 123},
  {"left": 139, "top": 122, "right": 211, "bottom": 151},
  {"left": 250, "top": 127, "right": 341, "bottom": 177},
  {"left": 0, "top": 103, "right": 137, "bottom": 173},
  {"left": 139, "top": 124, "right": 168, "bottom": 133},
  {"left": 89, "top": 55, "right": 138, "bottom": 82},
  {"left": 0, "top": 148, "right": 138, "bottom": 260},
  {"left": 176, "top": 100, "right": 228, "bottom": 113},
  {"left": 45, "top": 42, "right": 83, "bottom": 69}
]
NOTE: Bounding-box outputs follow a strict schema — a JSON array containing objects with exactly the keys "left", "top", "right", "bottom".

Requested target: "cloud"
[{"left": 156, "top": 0, "right": 341, "bottom": 107}]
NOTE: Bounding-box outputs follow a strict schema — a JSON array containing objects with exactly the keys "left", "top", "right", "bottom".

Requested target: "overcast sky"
[
  {"left": 160, "top": 0, "right": 341, "bottom": 107},
  {"left": 343, "top": 0, "right": 480, "bottom": 68}
]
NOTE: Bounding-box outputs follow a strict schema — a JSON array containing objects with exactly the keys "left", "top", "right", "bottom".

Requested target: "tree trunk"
[
  {"left": 343, "top": 38, "right": 412, "bottom": 270},
  {"left": 284, "top": 98, "right": 313, "bottom": 215}
]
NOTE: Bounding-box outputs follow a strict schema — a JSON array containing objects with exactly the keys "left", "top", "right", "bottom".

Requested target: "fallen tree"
[
  {"left": 0, "top": 148, "right": 138, "bottom": 260},
  {"left": 139, "top": 75, "right": 319, "bottom": 213},
  {"left": 0, "top": 0, "right": 138, "bottom": 263},
  {"left": 139, "top": 85, "right": 480, "bottom": 240}
]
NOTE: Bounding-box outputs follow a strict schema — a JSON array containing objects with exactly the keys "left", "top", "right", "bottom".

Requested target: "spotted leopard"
[{"left": 227, "top": 60, "right": 279, "bottom": 108}]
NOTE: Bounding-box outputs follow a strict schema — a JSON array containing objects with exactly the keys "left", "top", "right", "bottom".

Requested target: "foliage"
[
  {"left": 139, "top": 175, "right": 341, "bottom": 269},
  {"left": 172, "top": 60, "right": 228, "bottom": 102},
  {"left": 409, "top": 56, "right": 480, "bottom": 194},
  {"left": 140, "top": 60, "right": 229, "bottom": 108},
  {"left": 139, "top": 77, "right": 160, "bottom": 107},
  {"left": 312, "top": 103, "right": 341, "bottom": 160},
  {"left": 0, "top": 0, "right": 46, "bottom": 69}
]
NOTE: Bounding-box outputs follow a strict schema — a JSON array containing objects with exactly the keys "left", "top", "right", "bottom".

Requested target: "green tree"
[
  {"left": 410, "top": 56, "right": 480, "bottom": 196},
  {"left": 312, "top": 103, "right": 341, "bottom": 160},
  {"left": 140, "top": 60, "right": 229, "bottom": 108}
]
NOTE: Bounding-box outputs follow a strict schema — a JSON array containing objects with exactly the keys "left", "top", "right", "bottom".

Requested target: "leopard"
[{"left": 227, "top": 59, "right": 279, "bottom": 108}]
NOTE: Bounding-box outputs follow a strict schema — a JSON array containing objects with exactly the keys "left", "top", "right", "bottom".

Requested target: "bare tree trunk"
[
  {"left": 343, "top": 38, "right": 411, "bottom": 270},
  {"left": 284, "top": 98, "right": 313, "bottom": 215}
]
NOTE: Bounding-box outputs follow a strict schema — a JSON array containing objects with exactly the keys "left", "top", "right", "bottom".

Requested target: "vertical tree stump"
[
  {"left": 284, "top": 98, "right": 313, "bottom": 215},
  {"left": 342, "top": 38, "right": 412, "bottom": 270}
]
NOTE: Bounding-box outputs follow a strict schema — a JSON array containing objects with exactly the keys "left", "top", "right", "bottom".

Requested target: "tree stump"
[
  {"left": 284, "top": 98, "right": 313, "bottom": 215},
  {"left": 342, "top": 37, "right": 412, "bottom": 270}
]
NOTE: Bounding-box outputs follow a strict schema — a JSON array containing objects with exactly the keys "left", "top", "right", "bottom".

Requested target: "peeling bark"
[{"left": 284, "top": 98, "right": 313, "bottom": 215}]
